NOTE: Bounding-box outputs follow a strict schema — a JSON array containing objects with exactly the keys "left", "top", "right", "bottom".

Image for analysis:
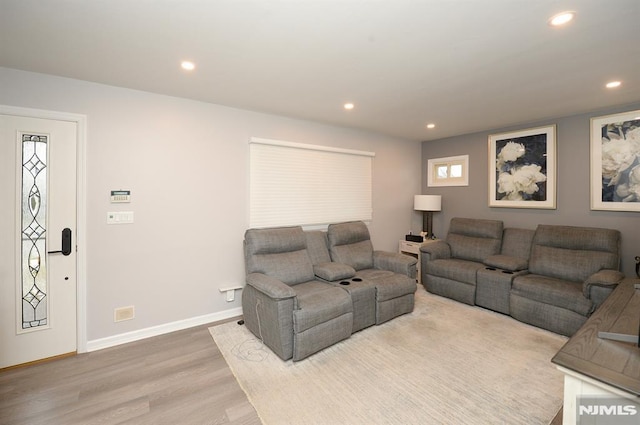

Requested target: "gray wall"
[
  {"left": 421, "top": 102, "right": 640, "bottom": 278},
  {"left": 0, "top": 67, "right": 422, "bottom": 344}
]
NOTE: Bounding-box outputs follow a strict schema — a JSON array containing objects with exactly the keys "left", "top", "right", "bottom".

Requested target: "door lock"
[{"left": 48, "top": 228, "right": 72, "bottom": 256}]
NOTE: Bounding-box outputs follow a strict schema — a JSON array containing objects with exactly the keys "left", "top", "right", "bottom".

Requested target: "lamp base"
[{"left": 422, "top": 211, "right": 435, "bottom": 239}]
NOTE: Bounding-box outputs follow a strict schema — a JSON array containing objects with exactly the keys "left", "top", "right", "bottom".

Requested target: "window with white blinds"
[{"left": 249, "top": 137, "right": 374, "bottom": 229}]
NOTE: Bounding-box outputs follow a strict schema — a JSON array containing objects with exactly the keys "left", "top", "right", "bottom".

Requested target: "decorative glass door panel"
[{"left": 20, "top": 134, "right": 49, "bottom": 331}]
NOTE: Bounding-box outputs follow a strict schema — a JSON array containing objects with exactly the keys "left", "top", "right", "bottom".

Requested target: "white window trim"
[{"left": 427, "top": 154, "right": 469, "bottom": 187}]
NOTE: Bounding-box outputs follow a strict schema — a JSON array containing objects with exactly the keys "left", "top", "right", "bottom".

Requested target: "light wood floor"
[
  {"left": 0, "top": 319, "right": 262, "bottom": 425},
  {"left": 1, "top": 318, "right": 563, "bottom": 425}
]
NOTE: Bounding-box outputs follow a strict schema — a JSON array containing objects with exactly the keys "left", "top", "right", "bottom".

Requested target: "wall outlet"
[
  {"left": 225, "top": 289, "right": 235, "bottom": 302},
  {"left": 219, "top": 286, "right": 243, "bottom": 302},
  {"left": 114, "top": 306, "right": 135, "bottom": 322}
]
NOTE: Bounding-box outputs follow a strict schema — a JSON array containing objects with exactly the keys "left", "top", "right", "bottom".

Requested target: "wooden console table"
[{"left": 552, "top": 278, "right": 640, "bottom": 424}]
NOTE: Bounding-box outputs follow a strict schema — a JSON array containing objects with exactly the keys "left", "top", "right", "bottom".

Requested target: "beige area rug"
[{"left": 209, "top": 289, "right": 567, "bottom": 425}]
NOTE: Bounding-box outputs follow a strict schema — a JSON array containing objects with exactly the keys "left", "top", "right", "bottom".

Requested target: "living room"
[{"left": 1, "top": 1, "right": 639, "bottom": 423}]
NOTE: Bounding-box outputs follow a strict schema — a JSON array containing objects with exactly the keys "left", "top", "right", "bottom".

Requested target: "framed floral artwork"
[
  {"left": 488, "top": 125, "right": 556, "bottom": 209},
  {"left": 590, "top": 109, "right": 640, "bottom": 212}
]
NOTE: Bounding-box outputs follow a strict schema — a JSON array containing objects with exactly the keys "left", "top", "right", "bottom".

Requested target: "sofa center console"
[
  {"left": 331, "top": 277, "right": 376, "bottom": 333},
  {"left": 476, "top": 267, "right": 528, "bottom": 315}
]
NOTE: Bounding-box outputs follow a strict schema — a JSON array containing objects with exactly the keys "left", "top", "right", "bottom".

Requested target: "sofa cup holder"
[
  {"left": 484, "top": 267, "right": 513, "bottom": 274},
  {"left": 340, "top": 277, "right": 364, "bottom": 286}
]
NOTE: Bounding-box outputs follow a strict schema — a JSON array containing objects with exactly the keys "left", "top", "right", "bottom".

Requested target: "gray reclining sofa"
[
  {"left": 421, "top": 218, "right": 625, "bottom": 336},
  {"left": 243, "top": 221, "right": 417, "bottom": 361}
]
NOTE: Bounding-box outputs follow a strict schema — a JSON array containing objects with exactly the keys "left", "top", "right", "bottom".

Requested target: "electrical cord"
[{"left": 232, "top": 298, "right": 269, "bottom": 362}]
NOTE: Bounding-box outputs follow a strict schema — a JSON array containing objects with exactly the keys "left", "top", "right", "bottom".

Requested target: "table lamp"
[{"left": 414, "top": 195, "right": 442, "bottom": 239}]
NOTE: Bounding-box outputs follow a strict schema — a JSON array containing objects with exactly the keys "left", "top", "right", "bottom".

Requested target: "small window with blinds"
[{"left": 249, "top": 137, "right": 374, "bottom": 229}]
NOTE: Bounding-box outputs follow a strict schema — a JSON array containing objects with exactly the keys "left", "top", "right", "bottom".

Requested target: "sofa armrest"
[
  {"left": 582, "top": 269, "right": 625, "bottom": 298},
  {"left": 419, "top": 240, "right": 451, "bottom": 261},
  {"left": 243, "top": 275, "right": 296, "bottom": 360},
  {"left": 374, "top": 251, "right": 417, "bottom": 278},
  {"left": 313, "top": 262, "right": 356, "bottom": 281},
  {"left": 246, "top": 273, "right": 297, "bottom": 300}
]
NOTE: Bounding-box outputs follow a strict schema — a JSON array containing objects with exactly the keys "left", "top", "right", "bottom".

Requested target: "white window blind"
[{"left": 249, "top": 137, "right": 374, "bottom": 228}]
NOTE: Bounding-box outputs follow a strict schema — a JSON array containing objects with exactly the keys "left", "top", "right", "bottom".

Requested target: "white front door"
[{"left": 0, "top": 114, "right": 77, "bottom": 369}]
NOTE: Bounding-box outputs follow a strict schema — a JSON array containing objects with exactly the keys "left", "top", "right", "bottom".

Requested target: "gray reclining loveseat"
[
  {"left": 243, "top": 221, "right": 417, "bottom": 361},
  {"left": 421, "top": 218, "right": 625, "bottom": 336}
]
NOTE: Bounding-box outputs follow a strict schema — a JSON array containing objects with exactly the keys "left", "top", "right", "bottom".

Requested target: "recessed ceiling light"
[
  {"left": 181, "top": 61, "right": 196, "bottom": 71},
  {"left": 344, "top": 103, "right": 355, "bottom": 110},
  {"left": 548, "top": 11, "right": 575, "bottom": 26},
  {"left": 606, "top": 81, "right": 621, "bottom": 89},
  {"left": 426, "top": 123, "right": 436, "bottom": 129}
]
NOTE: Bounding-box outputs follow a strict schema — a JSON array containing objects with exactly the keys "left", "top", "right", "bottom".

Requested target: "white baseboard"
[{"left": 85, "top": 307, "right": 243, "bottom": 352}]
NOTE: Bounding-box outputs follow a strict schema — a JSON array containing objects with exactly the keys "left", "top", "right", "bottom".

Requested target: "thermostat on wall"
[{"left": 110, "top": 190, "right": 131, "bottom": 203}]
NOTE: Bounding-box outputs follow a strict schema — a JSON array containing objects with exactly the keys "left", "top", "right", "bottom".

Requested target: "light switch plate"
[{"left": 107, "top": 211, "right": 134, "bottom": 224}]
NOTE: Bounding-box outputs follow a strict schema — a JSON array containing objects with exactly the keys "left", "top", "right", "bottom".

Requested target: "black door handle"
[{"left": 48, "top": 228, "right": 72, "bottom": 256}]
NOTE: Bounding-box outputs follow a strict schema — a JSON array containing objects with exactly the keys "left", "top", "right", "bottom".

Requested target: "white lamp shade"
[{"left": 414, "top": 195, "right": 441, "bottom": 211}]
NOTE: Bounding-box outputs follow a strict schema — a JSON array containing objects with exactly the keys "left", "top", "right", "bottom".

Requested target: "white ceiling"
[{"left": 1, "top": 0, "right": 639, "bottom": 142}]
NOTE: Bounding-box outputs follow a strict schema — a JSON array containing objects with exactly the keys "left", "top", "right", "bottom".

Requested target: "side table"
[{"left": 399, "top": 239, "right": 439, "bottom": 285}]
